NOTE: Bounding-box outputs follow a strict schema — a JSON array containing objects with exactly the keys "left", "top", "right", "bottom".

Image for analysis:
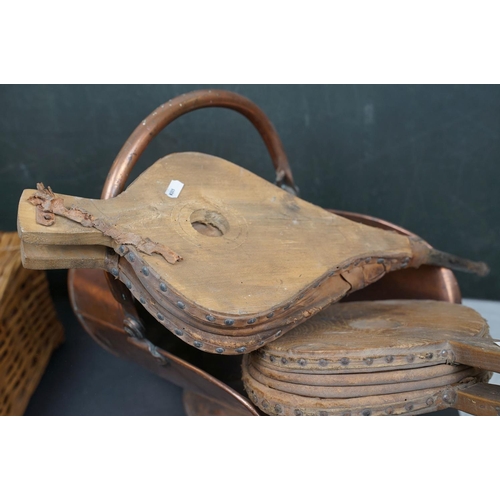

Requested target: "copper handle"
[{"left": 101, "top": 89, "right": 297, "bottom": 199}]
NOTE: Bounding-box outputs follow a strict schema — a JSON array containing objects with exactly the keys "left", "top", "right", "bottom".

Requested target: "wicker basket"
[{"left": 0, "top": 232, "right": 64, "bottom": 416}]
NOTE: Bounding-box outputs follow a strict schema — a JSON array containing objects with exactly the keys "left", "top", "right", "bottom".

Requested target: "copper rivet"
[
  {"left": 365, "top": 358, "right": 373, "bottom": 366},
  {"left": 275, "top": 405, "right": 283, "bottom": 414},
  {"left": 225, "top": 319, "right": 235, "bottom": 326},
  {"left": 281, "top": 358, "right": 288, "bottom": 365},
  {"left": 126, "top": 280, "right": 132, "bottom": 289},
  {"left": 426, "top": 398, "right": 434, "bottom": 406},
  {"left": 294, "top": 409, "right": 303, "bottom": 416},
  {"left": 406, "top": 354, "right": 415, "bottom": 363},
  {"left": 111, "top": 268, "right": 119, "bottom": 277},
  {"left": 298, "top": 359, "right": 307, "bottom": 367},
  {"left": 319, "top": 359, "right": 328, "bottom": 367},
  {"left": 177, "top": 301, "right": 186, "bottom": 310},
  {"left": 157, "top": 313, "right": 164, "bottom": 321},
  {"left": 194, "top": 341, "right": 202, "bottom": 348},
  {"left": 215, "top": 348, "right": 224, "bottom": 354},
  {"left": 174, "top": 329, "right": 183, "bottom": 336},
  {"left": 405, "top": 403, "right": 414, "bottom": 412},
  {"left": 160, "top": 283, "right": 167, "bottom": 292},
  {"left": 247, "top": 318, "right": 257, "bottom": 324},
  {"left": 141, "top": 267, "right": 149, "bottom": 276},
  {"left": 386, "top": 355, "right": 394, "bottom": 363},
  {"left": 267, "top": 312, "right": 274, "bottom": 319},
  {"left": 128, "top": 253, "right": 135, "bottom": 262},
  {"left": 361, "top": 410, "right": 372, "bottom": 416},
  {"left": 340, "top": 358, "right": 350, "bottom": 366},
  {"left": 236, "top": 347, "right": 246, "bottom": 354}
]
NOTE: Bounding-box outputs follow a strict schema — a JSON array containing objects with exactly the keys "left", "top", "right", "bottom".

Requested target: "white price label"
[{"left": 166, "top": 180, "right": 184, "bottom": 199}]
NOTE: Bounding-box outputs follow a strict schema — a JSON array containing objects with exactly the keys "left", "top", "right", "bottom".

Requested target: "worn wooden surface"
[
  {"left": 18, "top": 152, "right": 437, "bottom": 353},
  {"left": 455, "top": 383, "right": 500, "bottom": 416},
  {"left": 254, "top": 300, "right": 490, "bottom": 373},
  {"left": 18, "top": 152, "right": 414, "bottom": 313},
  {"left": 243, "top": 300, "right": 500, "bottom": 416}
]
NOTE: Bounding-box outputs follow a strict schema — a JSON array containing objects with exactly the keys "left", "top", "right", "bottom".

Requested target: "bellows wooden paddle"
[
  {"left": 18, "top": 152, "right": 489, "bottom": 355},
  {"left": 243, "top": 300, "right": 500, "bottom": 415}
]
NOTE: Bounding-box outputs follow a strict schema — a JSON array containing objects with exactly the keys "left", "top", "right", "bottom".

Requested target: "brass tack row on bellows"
[
  {"left": 116, "top": 264, "right": 278, "bottom": 355},
  {"left": 259, "top": 349, "right": 448, "bottom": 368},
  {"left": 114, "top": 240, "right": 409, "bottom": 334}
]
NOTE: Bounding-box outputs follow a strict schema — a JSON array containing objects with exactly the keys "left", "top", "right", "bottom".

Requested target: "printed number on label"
[{"left": 166, "top": 180, "right": 184, "bottom": 199}]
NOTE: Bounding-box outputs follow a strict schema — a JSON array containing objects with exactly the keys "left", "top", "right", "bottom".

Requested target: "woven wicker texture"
[{"left": 0, "top": 232, "right": 64, "bottom": 416}]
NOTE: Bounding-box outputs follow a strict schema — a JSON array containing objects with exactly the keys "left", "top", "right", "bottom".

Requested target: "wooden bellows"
[
  {"left": 18, "top": 152, "right": 489, "bottom": 354},
  {"left": 242, "top": 300, "right": 500, "bottom": 416}
]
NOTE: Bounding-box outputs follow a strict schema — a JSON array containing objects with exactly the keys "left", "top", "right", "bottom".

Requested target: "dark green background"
[{"left": 1, "top": 85, "right": 498, "bottom": 300}]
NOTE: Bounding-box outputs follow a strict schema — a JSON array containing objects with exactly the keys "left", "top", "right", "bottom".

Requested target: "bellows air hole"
[{"left": 190, "top": 209, "right": 229, "bottom": 237}]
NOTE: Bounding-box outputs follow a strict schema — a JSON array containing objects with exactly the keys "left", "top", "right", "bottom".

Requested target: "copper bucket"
[{"left": 67, "top": 90, "right": 461, "bottom": 416}]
